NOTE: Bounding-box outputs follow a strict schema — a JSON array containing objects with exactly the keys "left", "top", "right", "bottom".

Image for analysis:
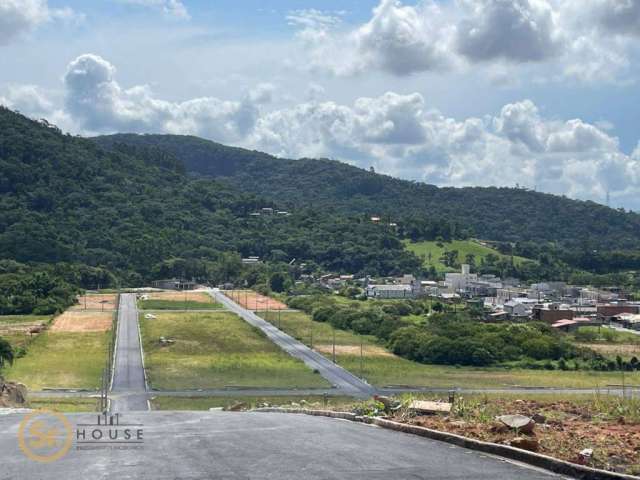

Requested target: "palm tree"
[{"left": 0, "top": 338, "right": 14, "bottom": 369}]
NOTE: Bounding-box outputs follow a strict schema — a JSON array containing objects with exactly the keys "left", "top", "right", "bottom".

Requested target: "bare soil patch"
[
  {"left": 392, "top": 398, "right": 640, "bottom": 476},
  {"left": 143, "top": 291, "right": 214, "bottom": 303},
  {"left": 71, "top": 294, "right": 117, "bottom": 311},
  {"left": 226, "top": 290, "right": 287, "bottom": 310},
  {"left": 50, "top": 311, "right": 113, "bottom": 332}
]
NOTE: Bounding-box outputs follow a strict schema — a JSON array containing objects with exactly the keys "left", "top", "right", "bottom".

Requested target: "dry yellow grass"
[
  {"left": 71, "top": 294, "right": 117, "bottom": 311},
  {"left": 580, "top": 343, "right": 640, "bottom": 357},
  {"left": 50, "top": 311, "right": 113, "bottom": 332},
  {"left": 314, "top": 344, "right": 395, "bottom": 357}
]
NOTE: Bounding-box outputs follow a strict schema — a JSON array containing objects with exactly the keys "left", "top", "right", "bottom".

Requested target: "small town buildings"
[
  {"left": 597, "top": 303, "right": 640, "bottom": 321},
  {"left": 614, "top": 313, "right": 640, "bottom": 330},
  {"left": 366, "top": 284, "right": 414, "bottom": 299},
  {"left": 532, "top": 303, "right": 575, "bottom": 323},
  {"left": 445, "top": 264, "right": 477, "bottom": 292},
  {"left": 241, "top": 256, "right": 261, "bottom": 265},
  {"left": 151, "top": 278, "right": 196, "bottom": 290}
]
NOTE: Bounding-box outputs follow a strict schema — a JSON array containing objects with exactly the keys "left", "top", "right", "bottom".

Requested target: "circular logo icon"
[{"left": 18, "top": 410, "right": 73, "bottom": 463}]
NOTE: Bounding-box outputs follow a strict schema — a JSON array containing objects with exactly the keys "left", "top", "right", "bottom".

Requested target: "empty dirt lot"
[
  {"left": 71, "top": 294, "right": 117, "bottom": 311},
  {"left": 50, "top": 311, "right": 113, "bottom": 332},
  {"left": 225, "top": 290, "right": 287, "bottom": 310}
]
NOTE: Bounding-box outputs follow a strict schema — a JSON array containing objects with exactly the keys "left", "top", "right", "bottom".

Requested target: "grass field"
[
  {"left": 0, "top": 315, "right": 50, "bottom": 325},
  {"left": 151, "top": 395, "right": 354, "bottom": 411},
  {"left": 404, "top": 239, "right": 531, "bottom": 273},
  {"left": 2, "top": 331, "right": 111, "bottom": 390},
  {"left": 28, "top": 397, "right": 100, "bottom": 412},
  {"left": 138, "top": 299, "right": 222, "bottom": 310},
  {"left": 261, "top": 311, "right": 640, "bottom": 389},
  {"left": 0, "top": 315, "right": 51, "bottom": 350},
  {"left": 139, "top": 311, "right": 329, "bottom": 390}
]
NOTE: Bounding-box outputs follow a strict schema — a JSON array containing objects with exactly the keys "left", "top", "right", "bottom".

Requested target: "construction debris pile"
[
  {"left": 0, "top": 376, "right": 27, "bottom": 408},
  {"left": 389, "top": 396, "right": 640, "bottom": 476}
]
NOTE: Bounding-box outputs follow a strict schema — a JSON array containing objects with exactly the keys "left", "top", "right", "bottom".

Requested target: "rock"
[
  {"left": 490, "top": 421, "right": 510, "bottom": 434},
  {"left": 0, "top": 381, "right": 28, "bottom": 406},
  {"left": 449, "top": 420, "right": 467, "bottom": 428},
  {"left": 224, "top": 402, "right": 248, "bottom": 412},
  {"left": 510, "top": 437, "right": 539, "bottom": 452},
  {"left": 579, "top": 448, "right": 593, "bottom": 459},
  {"left": 532, "top": 413, "right": 547, "bottom": 424},
  {"left": 496, "top": 414, "right": 535, "bottom": 434},
  {"left": 408, "top": 400, "right": 452, "bottom": 415}
]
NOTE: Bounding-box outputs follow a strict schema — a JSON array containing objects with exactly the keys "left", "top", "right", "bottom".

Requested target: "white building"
[
  {"left": 444, "top": 264, "right": 477, "bottom": 292},
  {"left": 366, "top": 284, "right": 414, "bottom": 299}
]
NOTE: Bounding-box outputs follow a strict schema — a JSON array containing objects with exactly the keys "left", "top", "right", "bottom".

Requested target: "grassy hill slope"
[
  {"left": 93, "top": 133, "right": 640, "bottom": 252},
  {"left": 405, "top": 240, "right": 532, "bottom": 274}
]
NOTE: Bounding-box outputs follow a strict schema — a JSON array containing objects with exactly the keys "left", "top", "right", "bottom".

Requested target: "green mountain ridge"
[
  {"left": 0, "top": 107, "right": 419, "bottom": 283},
  {"left": 94, "top": 133, "right": 640, "bottom": 253}
]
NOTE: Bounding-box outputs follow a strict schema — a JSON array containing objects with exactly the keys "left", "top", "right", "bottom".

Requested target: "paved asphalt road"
[
  {"left": 210, "top": 289, "right": 376, "bottom": 398},
  {"left": 0, "top": 411, "right": 566, "bottom": 480},
  {"left": 110, "top": 293, "right": 148, "bottom": 412}
]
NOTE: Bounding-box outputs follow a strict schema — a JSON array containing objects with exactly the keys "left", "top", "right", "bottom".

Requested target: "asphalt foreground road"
[{"left": 0, "top": 410, "right": 567, "bottom": 480}]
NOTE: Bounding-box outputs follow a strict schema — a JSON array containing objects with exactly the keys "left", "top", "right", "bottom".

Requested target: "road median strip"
[{"left": 251, "top": 407, "right": 639, "bottom": 480}]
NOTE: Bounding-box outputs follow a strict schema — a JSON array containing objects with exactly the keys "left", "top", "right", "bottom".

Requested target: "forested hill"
[
  {"left": 94, "top": 133, "right": 640, "bottom": 252},
  {"left": 0, "top": 107, "right": 419, "bottom": 282}
]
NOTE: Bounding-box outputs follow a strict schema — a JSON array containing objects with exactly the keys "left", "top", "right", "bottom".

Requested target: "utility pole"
[
  {"left": 332, "top": 329, "right": 336, "bottom": 363},
  {"left": 360, "top": 338, "right": 364, "bottom": 379}
]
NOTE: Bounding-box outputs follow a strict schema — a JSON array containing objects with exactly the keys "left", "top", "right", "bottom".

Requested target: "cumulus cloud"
[
  {"left": 289, "top": 1, "right": 454, "bottom": 76},
  {"left": 63, "top": 54, "right": 260, "bottom": 141},
  {"left": 456, "top": 0, "right": 561, "bottom": 62},
  {"left": 289, "top": 0, "right": 639, "bottom": 83},
  {"left": 0, "top": 0, "right": 80, "bottom": 45},
  {"left": 117, "top": 0, "right": 190, "bottom": 19},
  {"left": 7, "top": 52, "right": 640, "bottom": 209}
]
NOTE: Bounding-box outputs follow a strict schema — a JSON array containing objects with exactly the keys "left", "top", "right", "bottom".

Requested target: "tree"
[
  {"left": 442, "top": 250, "right": 459, "bottom": 268},
  {"left": 0, "top": 338, "right": 14, "bottom": 368},
  {"left": 269, "top": 272, "right": 287, "bottom": 293}
]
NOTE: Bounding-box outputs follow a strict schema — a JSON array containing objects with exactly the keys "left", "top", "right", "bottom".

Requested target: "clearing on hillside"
[
  {"left": 225, "top": 290, "right": 287, "bottom": 311},
  {"left": 71, "top": 294, "right": 117, "bottom": 311},
  {"left": 50, "top": 311, "right": 113, "bottom": 333},
  {"left": 404, "top": 239, "right": 531, "bottom": 273}
]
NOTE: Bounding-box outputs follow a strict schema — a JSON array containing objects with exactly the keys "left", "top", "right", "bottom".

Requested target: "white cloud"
[
  {"left": 0, "top": 84, "right": 72, "bottom": 129},
  {"left": 0, "top": 0, "right": 47, "bottom": 45},
  {"left": 288, "top": 1, "right": 455, "bottom": 76},
  {"left": 63, "top": 54, "right": 259, "bottom": 141},
  {"left": 7, "top": 53, "right": 640, "bottom": 209},
  {"left": 289, "top": 0, "right": 640, "bottom": 84},
  {"left": 0, "top": 0, "right": 80, "bottom": 45},
  {"left": 118, "top": 0, "right": 190, "bottom": 20},
  {"left": 456, "top": 0, "right": 561, "bottom": 63}
]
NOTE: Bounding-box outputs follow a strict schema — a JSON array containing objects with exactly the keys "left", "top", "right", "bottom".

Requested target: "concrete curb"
[{"left": 252, "top": 408, "right": 639, "bottom": 480}]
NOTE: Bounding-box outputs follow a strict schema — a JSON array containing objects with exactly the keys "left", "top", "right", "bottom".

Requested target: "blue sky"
[{"left": 2, "top": 0, "right": 640, "bottom": 209}]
